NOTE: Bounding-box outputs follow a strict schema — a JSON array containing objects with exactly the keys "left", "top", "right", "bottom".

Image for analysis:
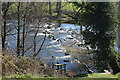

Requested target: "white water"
[{"left": 6, "top": 21, "right": 110, "bottom": 74}]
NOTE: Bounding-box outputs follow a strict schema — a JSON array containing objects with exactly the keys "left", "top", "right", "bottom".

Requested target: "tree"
[
  {"left": 72, "top": 2, "right": 85, "bottom": 34},
  {"left": 1, "top": 2, "right": 12, "bottom": 54},
  {"left": 56, "top": 1, "right": 61, "bottom": 27},
  {"left": 48, "top": 2, "right": 52, "bottom": 22},
  {"left": 29, "top": 2, "right": 47, "bottom": 57},
  {"left": 17, "top": 2, "right": 21, "bottom": 56},
  {"left": 74, "top": 2, "right": 120, "bottom": 74},
  {"left": 21, "top": 3, "right": 31, "bottom": 56},
  {"left": 118, "top": 2, "right": 120, "bottom": 51}
]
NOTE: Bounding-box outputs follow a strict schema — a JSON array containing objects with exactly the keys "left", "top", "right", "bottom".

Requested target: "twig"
[{"left": 0, "top": 55, "right": 23, "bottom": 74}]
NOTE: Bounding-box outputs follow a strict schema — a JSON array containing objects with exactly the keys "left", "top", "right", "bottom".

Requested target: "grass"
[
  {"left": 2, "top": 73, "right": 46, "bottom": 78},
  {"left": 2, "top": 73, "right": 120, "bottom": 78},
  {"left": 1, "top": 73, "right": 119, "bottom": 80},
  {"left": 74, "top": 73, "right": 119, "bottom": 78},
  {"left": 87, "top": 73, "right": 118, "bottom": 78}
]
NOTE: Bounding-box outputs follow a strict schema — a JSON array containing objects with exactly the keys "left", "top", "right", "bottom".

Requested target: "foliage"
[
  {"left": 2, "top": 73, "right": 119, "bottom": 79},
  {"left": 73, "top": 2, "right": 119, "bottom": 73},
  {"left": 2, "top": 53, "right": 54, "bottom": 77},
  {"left": 2, "top": 2, "right": 120, "bottom": 78},
  {"left": 61, "top": 3, "right": 77, "bottom": 12}
]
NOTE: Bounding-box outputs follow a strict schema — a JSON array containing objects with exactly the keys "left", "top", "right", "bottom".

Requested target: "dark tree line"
[{"left": 73, "top": 2, "right": 120, "bottom": 74}]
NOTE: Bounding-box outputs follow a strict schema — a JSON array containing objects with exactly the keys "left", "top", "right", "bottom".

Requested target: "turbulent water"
[{"left": 7, "top": 20, "right": 118, "bottom": 74}]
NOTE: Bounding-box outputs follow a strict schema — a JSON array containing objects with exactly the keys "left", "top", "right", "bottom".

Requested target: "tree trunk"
[
  {"left": 2, "top": 14, "right": 6, "bottom": 52},
  {"left": 80, "top": 24, "right": 82, "bottom": 34},
  {"left": 17, "top": 2, "right": 20, "bottom": 56},
  {"left": 49, "top": 2, "right": 52, "bottom": 22},
  {"left": 56, "top": 1, "right": 61, "bottom": 27},
  {"left": 21, "top": 15, "right": 25, "bottom": 56},
  {"left": 2, "top": 2, "right": 11, "bottom": 55},
  {"left": 118, "top": 1, "right": 120, "bottom": 51},
  {"left": 33, "top": 32, "right": 46, "bottom": 57}
]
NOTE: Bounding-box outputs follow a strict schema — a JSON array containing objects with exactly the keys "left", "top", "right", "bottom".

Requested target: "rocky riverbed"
[{"left": 6, "top": 20, "right": 95, "bottom": 74}]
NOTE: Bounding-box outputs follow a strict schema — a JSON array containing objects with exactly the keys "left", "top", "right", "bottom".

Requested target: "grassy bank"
[
  {"left": 74, "top": 73, "right": 119, "bottom": 78},
  {"left": 2, "top": 72, "right": 119, "bottom": 78},
  {"left": 1, "top": 52, "right": 120, "bottom": 79},
  {"left": 2, "top": 53, "right": 55, "bottom": 78}
]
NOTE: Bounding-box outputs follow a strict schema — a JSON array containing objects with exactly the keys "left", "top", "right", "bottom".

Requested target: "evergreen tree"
[{"left": 74, "top": 2, "right": 120, "bottom": 74}]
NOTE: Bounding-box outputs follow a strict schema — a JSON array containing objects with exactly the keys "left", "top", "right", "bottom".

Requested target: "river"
[{"left": 5, "top": 20, "right": 119, "bottom": 74}]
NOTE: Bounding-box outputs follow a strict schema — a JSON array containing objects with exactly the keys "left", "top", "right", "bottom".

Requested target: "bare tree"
[
  {"left": 33, "top": 30, "right": 47, "bottom": 57},
  {"left": 21, "top": 3, "right": 31, "bottom": 56},
  {"left": 48, "top": 2, "right": 52, "bottom": 22},
  {"left": 56, "top": 1, "right": 61, "bottom": 27},
  {"left": 21, "top": 2, "right": 48, "bottom": 58},
  {"left": 2, "top": 2, "right": 12, "bottom": 54},
  {"left": 17, "top": 2, "right": 21, "bottom": 56}
]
